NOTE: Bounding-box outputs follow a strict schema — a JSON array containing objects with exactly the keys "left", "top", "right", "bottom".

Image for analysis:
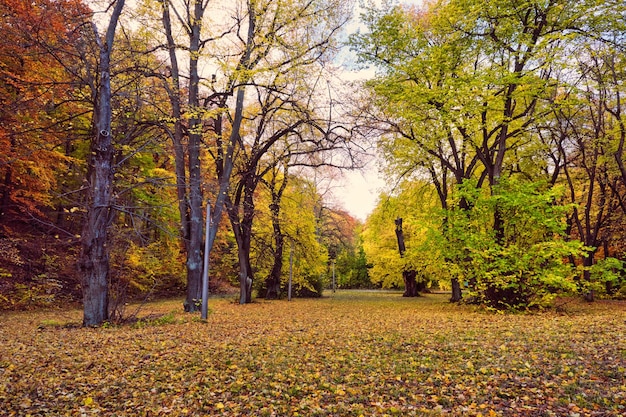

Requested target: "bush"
[
  {"left": 588, "top": 257, "right": 626, "bottom": 298},
  {"left": 444, "top": 179, "right": 588, "bottom": 310}
]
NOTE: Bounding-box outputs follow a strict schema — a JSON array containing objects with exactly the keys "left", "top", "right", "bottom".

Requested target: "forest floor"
[{"left": 1, "top": 291, "right": 625, "bottom": 416}]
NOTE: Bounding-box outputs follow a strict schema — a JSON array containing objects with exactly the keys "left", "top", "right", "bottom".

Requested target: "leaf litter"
[{"left": 0, "top": 292, "right": 624, "bottom": 416}]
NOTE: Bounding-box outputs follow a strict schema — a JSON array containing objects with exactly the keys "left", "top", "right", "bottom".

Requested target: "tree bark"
[
  {"left": 0, "top": 166, "right": 12, "bottom": 220},
  {"left": 160, "top": 0, "right": 207, "bottom": 312},
  {"left": 226, "top": 172, "right": 257, "bottom": 304},
  {"left": 402, "top": 270, "right": 419, "bottom": 297},
  {"left": 394, "top": 217, "right": 420, "bottom": 297},
  {"left": 160, "top": 0, "right": 190, "bottom": 251},
  {"left": 582, "top": 254, "right": 595, "bottom": 302},
  {"left": 266, "top": 203, "right": 284, "bottom": 299},
  {"left": 183, "top": 0, "right": 206, "bottom": 312},
  {"left": 264, "top": 165, "right": 289, "bottom": 299},
  {"left": 79, "top": 0, "right": 125, "bottom": 326},
  {"left": 450, "top": 277, "right": 462, "bottom": 302}
]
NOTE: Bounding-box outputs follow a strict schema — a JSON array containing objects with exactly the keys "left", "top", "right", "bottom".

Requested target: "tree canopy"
[
  {"left": 1, "top": 0, "right": 626, "bottom": 316},
  {"left": 354, "top": 0, "right": 626, "bottom": 307}
]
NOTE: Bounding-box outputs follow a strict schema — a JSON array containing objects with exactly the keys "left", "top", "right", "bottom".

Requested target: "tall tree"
[
  {"left": 362, "top": 181, "right": 442, "bottom": 293},
  {"left": 157, "top": 0, "right": 278, "bottom": 309},
  {"left": 78, "top": 0, "right": 126, "bottom": 326},
  {"left": 351, "top": 0, "right": 624, "bottom": 305},
  {"left": 158, "top": 0, "right": 210, "bottom": 311},
  {"left": 394, "top": 217, "right": 419, "bottom": 296},
  {"left": 214, "top": 0, "right": 353, "bottom": 304},
  {"left": 225, "top": 81, "right": 353, "bottom": 303},
  {"left": 548, "top": 39, "right": 626, "bottom": 300},
  {"left": 260, "top": 158, "right": 290, "bottom": 299}
]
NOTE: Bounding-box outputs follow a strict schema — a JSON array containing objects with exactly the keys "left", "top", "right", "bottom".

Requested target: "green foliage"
[
  {"left": 444, "top": 179, "right": 588, "bottom": 310},
  {"left": 132, "top": 311, "right": 179, "bottom": 328},
  {"left": 335, "top": 237, "right": 372, "bottom": 289},
  {"left": 352, "top": 0, "right": 626, "bottom": 309},
  {"left": 589, "top": 257, "right": 626, "bottom": 299}
]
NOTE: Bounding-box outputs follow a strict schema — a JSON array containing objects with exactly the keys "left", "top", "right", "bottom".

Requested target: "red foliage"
[{"left": 0, "top": 0, "right": 91, "bottom": 220}]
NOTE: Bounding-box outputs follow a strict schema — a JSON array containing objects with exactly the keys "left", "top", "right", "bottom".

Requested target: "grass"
[{"left": 0, "top": 291, "right": 625, "bottom": 416}]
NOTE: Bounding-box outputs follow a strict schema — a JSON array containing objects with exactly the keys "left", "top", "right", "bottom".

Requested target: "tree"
[
  {"left": 0, "top": 0, "right": 183, "bottom": 313},
  {"left": 443, "top": 179, "right": 587, "bottom": 309},
  {"left": 394, "top": 217, "right": 419, "bottom": 296},
  {"left": 224, "top": 81, "right": 329, "bottom": 304},
  {"left": 78, "top": 0, "right": 126, "bottom": 326},
  {"left": 351, "top": 0, "right": 625, "bottom": 307},
  {"left": 363, "top": 180, "right": 442, "bottom": 293},
  {"left": 0, "top": 0, "right": 89, "bottom": 223},
  {"left": 154, "top": 0, "right": 351, "bottom": 307},
  {"left": 157, "top": 0, "right": 214, "bottom": 311},
  {"left": 211, "top": 0, "right": 354, "bottom": 304},
  {"left": 253, "top": 174, "right": 329, "bottom": 297},
  {"left": 546, "top": 38, "right": 626, "bottom": 301},
  {"left": 0, "top": 0, "right": 93, "bottom": 310},
  {"left": 334, "top": 231, "right": 371, "bottom": 289},
  {"left": 316, "top": 206, "right": 363, "bottom": 290},
  {"left": 259, "top": 157, "right": 289, "bottom": 299}
]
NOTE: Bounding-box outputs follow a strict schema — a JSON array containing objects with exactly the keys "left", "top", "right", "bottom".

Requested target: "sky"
[
  {"left": 334, "top": 165, "right": 387, "bottom": 221},
  {"left": 326, "top": 2, "right": 387, "bottom": 222}
]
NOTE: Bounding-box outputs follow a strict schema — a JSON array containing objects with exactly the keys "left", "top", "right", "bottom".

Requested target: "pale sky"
[
  {"left": 328, "top": 153, "right": 387, "bottom": 222},
  {"left": 325, "top": 64, "right": 384, "bottom": 222}
]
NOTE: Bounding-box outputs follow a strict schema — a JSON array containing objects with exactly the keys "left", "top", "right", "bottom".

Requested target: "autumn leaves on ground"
[{"left": 1, "top": 292, "right": 625, "bottom": 417}]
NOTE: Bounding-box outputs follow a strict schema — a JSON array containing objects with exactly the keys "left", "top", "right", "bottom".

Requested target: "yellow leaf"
[
  {"left": 83, "top": 397, "right": 94, "bottom": 407},
  {"left": 216, "top": 402, "right": 225, "bottom": 410}
]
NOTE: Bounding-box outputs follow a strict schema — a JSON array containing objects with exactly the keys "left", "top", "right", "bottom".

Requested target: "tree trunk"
[
  {"left": 79, "top": 165, "right": 111, "bottom": 326},
  {"left": 79, "top": 0, "right": 125, "bottom": 326},
  {"left": 241, "top": 192, "right": 255, "bottom": 304},
  {"left": 265, "top": 166, "right": 289, "bottom": 299},
  {"left": 160, "top": 0, "right": 207, "bottom": 312},
  {"left": 395, "top": 217, "right": 407, "bottom": 255},
  {"left": 227, "top": 178, "right": 256, "bottom": 304},
  {"left": 206, "top": 0, "right": 255, "bottom": 259},
  {"left": 160, "top": 0, "right": 190, "bottom": 253},
  {"left": 402, "top": 270, "right": 419, "bottom": 297},
  {"left": 394, "top": 217, "right": 420, "bottom": 297},
  {"left": 493, "top": 205, "right": 505, "bottom": 245},
  {"left": 266, "top": 203, "right": 283, "bottom": 299},
  {"left": 0, "top": 166, "right": 12, "bottom": 220},
  {"left": 450, "top": 277, "right": 462, "bottom": 302},
  {"left": 235, "top": 236, "right": 253, "bottom": 304},
  {"left": 582, "top": 254, "right": 595, "bottom": 302},
  {"left": 184, "top": 129, "right": 203, "bottom": 311}
]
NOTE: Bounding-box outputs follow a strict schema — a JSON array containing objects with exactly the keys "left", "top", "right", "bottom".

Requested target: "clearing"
[{"left": 0, "top": 291, "right": 625, "bottom": 416}]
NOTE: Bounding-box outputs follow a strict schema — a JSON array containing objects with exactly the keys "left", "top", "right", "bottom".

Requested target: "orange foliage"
[{"left": 0, "top": 0, "right": 90, "bottom": 219}]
